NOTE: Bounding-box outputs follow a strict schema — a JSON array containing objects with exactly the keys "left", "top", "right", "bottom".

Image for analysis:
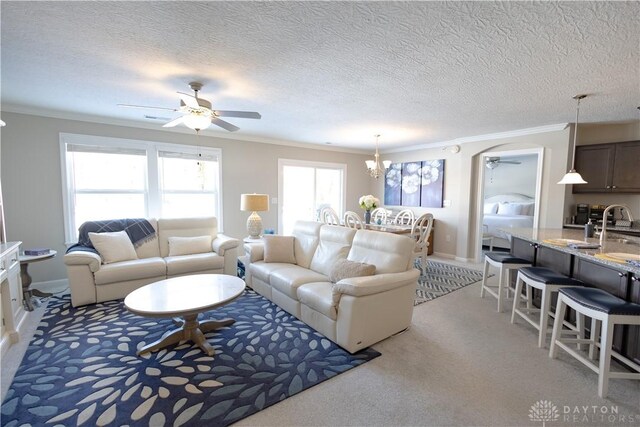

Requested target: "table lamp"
[{"left": 241, "top": 194, "right": 269, "bottom": 239}]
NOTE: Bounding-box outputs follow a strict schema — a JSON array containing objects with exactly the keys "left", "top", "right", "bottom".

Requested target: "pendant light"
[
  {"left": 558, "top": 94, "right": 588, "bottom": 185},
  {"left": 365, "top": 134, "right": 391, "bottom": 179}
]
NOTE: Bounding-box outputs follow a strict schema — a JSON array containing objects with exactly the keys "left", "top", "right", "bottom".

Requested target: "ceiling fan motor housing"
[{"left": 180, "top": 98, "right": 212, "bottom": 110}]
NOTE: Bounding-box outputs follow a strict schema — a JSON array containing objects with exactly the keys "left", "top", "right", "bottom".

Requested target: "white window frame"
[
  {"left": 60, "top": 133, "right": 223, "bottom": 244},
  {"left": 277, "top": 158, "right": 347, "bottom": 233}
]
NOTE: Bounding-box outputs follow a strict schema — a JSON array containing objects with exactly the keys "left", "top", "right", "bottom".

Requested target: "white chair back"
[
  {"left": 343, "top": 211, "right": 363, "bottom": 229},
  {"left": 371, "top": 208, "right": 390, "bottom": 224},
  {"left": 411, "top": 213, "right": 434, "bottom": 272},
  {"left": 320, "top": 207, "right": 340, "bottom": 225},
  {"left": 394, "top": 209, "right": 415, "bottom": 225}
]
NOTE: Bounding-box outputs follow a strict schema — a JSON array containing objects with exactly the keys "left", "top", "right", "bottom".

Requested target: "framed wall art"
[{"left": 383, "top": 159, "right": 445, "bottom": 208}]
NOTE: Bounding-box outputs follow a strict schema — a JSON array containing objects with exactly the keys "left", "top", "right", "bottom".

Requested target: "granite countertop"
[{"left": 505, "top": 228, "right": 640, "bottom": 274}]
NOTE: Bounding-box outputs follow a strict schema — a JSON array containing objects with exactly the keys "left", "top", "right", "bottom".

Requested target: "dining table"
[{"left": 363, "top": 223, "right": 412, "bottom": 234}]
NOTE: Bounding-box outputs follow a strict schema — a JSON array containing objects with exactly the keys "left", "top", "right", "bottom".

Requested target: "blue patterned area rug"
[
  {"left": 1, "top": 290, "right": 379, "bottom": 426},
  {"left": 415, "top": 260, "right": 486, "bottom": 306}
]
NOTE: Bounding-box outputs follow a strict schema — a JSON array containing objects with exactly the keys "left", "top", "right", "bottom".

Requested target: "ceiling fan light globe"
[
  {"left": 183, "top": 113, "right": 211, "bottom": 131},
  {"left": 558, "top": 170, "right": 587, "bottom": 185}
]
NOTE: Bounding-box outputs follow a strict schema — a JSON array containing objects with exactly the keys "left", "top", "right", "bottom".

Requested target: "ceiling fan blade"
[
  {"left": 177, "top": 92, "right": 200, "bottom": 109},
  {"left": 118, "top": 104, "right": 177, "bottom": 111},
  {"left": 211, "top": 117, "right": 240, "bottom": 132},
  {"left": 214, "top": 110, "right": 261, "bottom": 119},
  {"left": 162, "top": 116, "right": 185, "bottom": 128}
]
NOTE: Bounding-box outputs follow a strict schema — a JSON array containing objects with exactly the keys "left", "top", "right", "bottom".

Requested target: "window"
[
  {"left": 278, "top": 159, "right": 346, "bottom": 235},
  {"left": 60, "top": 134, "right": 222, "bottom": 243}
]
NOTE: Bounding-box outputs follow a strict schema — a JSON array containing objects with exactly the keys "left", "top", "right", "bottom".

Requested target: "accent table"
[
  {"left": 19, "top": 250, "right": 57, "bottom": 311},
  {"left": 124, "top": 274, "right": 245, "bottom": 356}
]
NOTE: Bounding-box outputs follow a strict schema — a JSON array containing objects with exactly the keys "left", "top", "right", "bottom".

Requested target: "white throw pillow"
[
  {"left": 88, "top": 230, "right": 138, "bottom": 264},
  {"left": 483, "top": 202, "right": 498, "bottom": 214},
  {"left": 263, "top": 235, "right": 296, "bottom": 263},
  {"left": 168, "top": 236, "right": 212, "bottom": 256},
  {"left": 497, "top": 202, "right": 522, "bottom": 216}
]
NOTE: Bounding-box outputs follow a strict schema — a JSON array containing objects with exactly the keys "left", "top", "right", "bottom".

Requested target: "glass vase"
[{"left": 364, "top": 210, "right": 371, "bottom": 224}]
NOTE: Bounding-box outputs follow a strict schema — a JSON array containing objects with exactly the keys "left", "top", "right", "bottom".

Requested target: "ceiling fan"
[
  {"left": 485, "top": 156, "right": 521, "bottom": 170},
  {"left": 118, "top": 82, "right": 261, "bottom": 132}
]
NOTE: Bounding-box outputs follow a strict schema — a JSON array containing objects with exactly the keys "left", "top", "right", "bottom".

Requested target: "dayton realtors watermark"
[{"left": 529, "top": 400, "right": 640, "bottom": 425}]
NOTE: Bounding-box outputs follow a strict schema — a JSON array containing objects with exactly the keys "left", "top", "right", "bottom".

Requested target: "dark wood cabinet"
[
  {"left": 573, "top": 141, "right": 640, "bottom": 193},
  {"left": 626, "top": 274, "right": 640, "bottom": 366},
  {"left": 511, "top": 237, "right": 536, "bottom": 263},
  {"left": 573, "top": 258, "right": 629, "bottom": 353},
  {"left": 611, "top": 141, "right": 640, "bottom": 192}
]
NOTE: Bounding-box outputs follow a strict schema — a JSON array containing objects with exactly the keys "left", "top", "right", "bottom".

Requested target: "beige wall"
[
  {"left": 3, "top": 111, "right": 637, "bottom": 283},
  {"left": 0, "top": 112, "right": 372, "bottom": 283},
  {"left": 564, "top": 122, "right": 640, "bottom": 222},
  {"left": 374, "top": 128, "right": 572, "bottom": 260}
]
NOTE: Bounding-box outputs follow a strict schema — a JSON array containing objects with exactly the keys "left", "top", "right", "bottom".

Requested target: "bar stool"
[
  {"left": 549, "top": 287, "right": 640, "bottom": 398},
  {"left": 480, "top": 252, "right": 531, "bottom": 312},
  {"left": 511, "top": 267, "right": 585, "bottom": 348}
]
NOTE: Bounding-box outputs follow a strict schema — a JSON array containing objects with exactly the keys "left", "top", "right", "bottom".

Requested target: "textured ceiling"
[{"left": 1, "top": 1, "right": 639, "bottom": 150}]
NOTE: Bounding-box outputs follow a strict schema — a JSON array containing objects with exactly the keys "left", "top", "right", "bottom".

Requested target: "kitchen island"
[
  {"left": 508, "top": 227, "right": 639, "bottom": 275},
  {"left": 504, "top": 227, "right": 640, "bottom": 365}
]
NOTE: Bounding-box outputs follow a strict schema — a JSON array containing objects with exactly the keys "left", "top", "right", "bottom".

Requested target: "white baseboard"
[
  {"left": 32, "top": 278, "right": 69, "bottom": 293},
  {"left": 433, "top": 252, "right": 456, "bottom": 259},
  {"left": 454, "top": 256, "right": 473, "bottom": 263}
]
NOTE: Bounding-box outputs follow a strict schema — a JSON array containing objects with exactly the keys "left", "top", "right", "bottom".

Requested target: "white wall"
[
  {"left": 483, "top": 154, "right": 538, "bottom": 198},
  {"left": 0, "top": 112, "right": 373, "bottom": 283}
]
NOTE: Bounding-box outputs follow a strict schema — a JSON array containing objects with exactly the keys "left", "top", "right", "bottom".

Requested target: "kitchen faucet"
[{"left": 599, "top": 204, "right": 635, "bottom": 246}]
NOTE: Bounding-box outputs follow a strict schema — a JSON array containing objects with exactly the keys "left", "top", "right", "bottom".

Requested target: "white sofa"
[
  {"left": 244, "top": 221, "right": 419, "bottom": 353},
  {"left": 64, "top": 217, "right": 240, "bottom": 307}
]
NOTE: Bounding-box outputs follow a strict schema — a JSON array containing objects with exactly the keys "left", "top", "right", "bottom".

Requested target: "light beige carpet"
[{"left": 2, "top": 259, "right": 639, "bottom": 426}]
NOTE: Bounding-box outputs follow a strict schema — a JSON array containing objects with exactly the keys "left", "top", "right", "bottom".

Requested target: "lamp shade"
[
  {"left": 241, "top": 194, "right": 269, "bottom": 212},
  {"left": 557, "top": 170, "right": 587, "bottom": 185},
  {"left": 183, "top": 113, "right": 211, "bottom": 130}
]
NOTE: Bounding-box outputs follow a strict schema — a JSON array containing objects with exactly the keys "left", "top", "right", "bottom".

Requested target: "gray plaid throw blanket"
[{"left": 66, "top": 218, "right": 156, "bottom": 254}]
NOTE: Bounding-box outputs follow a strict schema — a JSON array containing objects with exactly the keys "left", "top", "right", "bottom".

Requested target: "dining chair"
[
  {"left": 343, "top": 211, "right": 363, "bottom": 229},
  {"left": 371, "top": 208, "right": 389, "bottom": 224},
  {"left": 320, "top": 207, "right": 340, "bottom": 225},
  {"left": 411, "top": 213, "right": 434, "bottom": 273},
  {"left": 394, "top": 209, "right": 415, "bottom": 226}
]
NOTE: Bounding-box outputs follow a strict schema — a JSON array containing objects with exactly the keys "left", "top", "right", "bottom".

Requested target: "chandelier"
[{"left": 365, "top": 134, "right": 391, "bottom": 179}]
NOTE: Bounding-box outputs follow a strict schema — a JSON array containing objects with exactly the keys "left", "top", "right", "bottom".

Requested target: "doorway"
[{"left": 474, "top": 148, "right": 544, "bottom": 262}]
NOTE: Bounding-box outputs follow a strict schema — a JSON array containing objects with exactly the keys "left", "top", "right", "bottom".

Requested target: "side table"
[{"left": 19, "top": 250, "right": 57, "bottom": 311}]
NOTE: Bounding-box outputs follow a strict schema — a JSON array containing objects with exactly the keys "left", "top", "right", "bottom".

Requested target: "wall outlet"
[
  {"left": 443, "top": 200, "right": 451, "bottom": 207},
  {"left": 271, "top": 197, "right": 278, "bottom": 204},
  {"left": 446, "top": 234, "right": 451, "bottom": 242}
]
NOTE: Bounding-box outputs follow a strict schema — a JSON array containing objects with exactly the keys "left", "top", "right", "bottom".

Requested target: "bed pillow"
[
  {"left": 168, "top": 235, "right": 212, "bottom": 256},
  {"left": 521, "top": 202, "right": 535, "bottom": 216},
  {"left": 483, "top": 202, "right": 499, "bottom": 214},
  {"left": 263, "top": 235, "right": 296, "bottom": 264},
  {"left": 497, "top": 202, "right": 523, "bottom": 216},
  {"left": 89, "top": 230, "right": 138, "bottom": 264},
  {"left": 329, "top": 259, "right": 376, "bottom": 283}
]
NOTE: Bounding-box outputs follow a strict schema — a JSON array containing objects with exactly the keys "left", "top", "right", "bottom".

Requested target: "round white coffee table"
[{"left": 124, "top": 274, "right": 245, "bottom": 356}]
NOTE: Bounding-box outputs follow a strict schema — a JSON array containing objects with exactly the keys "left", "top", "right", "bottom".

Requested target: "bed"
[{"left": 482, "top": 193, "right": 535, "bottom": 249}]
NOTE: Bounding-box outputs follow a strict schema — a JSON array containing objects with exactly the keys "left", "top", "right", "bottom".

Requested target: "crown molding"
[
  {"left": 382, "top": 123, "right": 570, "bottom": 154},
  {"left": 0, "top": 104, "right": 370, "bottom": 155}
]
